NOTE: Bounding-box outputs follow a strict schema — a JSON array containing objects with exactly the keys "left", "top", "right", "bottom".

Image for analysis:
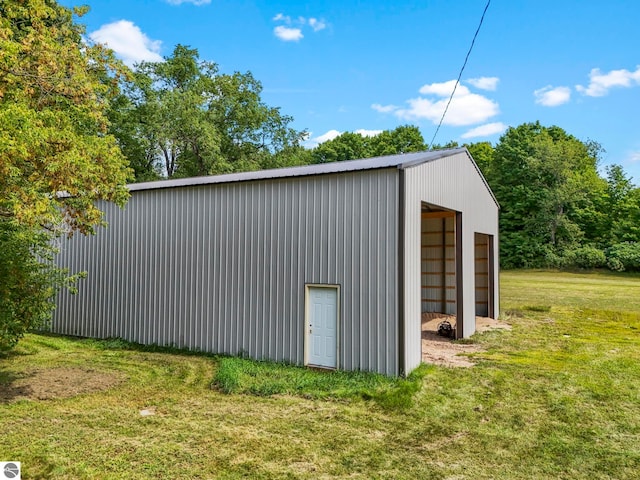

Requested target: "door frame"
[
  {"left": 304, "top": 284, "right": 340, "bottom": 369},
  {"left": 487, "top": 234, "right": 496, "bottom": 319}
]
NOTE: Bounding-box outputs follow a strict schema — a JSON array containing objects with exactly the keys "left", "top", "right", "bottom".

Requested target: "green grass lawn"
[{"left": 1, "top": 270, "right": 639, "bottom": 479}]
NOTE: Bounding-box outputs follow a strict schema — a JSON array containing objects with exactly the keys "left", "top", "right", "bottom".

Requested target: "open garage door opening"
[
  {"left": 474, "top": 233, "right": 496, "bottom": 319},
  {"left": 420, "top": 203, "right": 462, "bottom": 361}
]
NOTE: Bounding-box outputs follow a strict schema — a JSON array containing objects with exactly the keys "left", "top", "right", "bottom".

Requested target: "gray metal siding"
[
  {"left": 53, "top": 169, "right": 399, "bottom": 376},
  {"left": 403, "top": 151, "right": 500, "bottom": 373}
]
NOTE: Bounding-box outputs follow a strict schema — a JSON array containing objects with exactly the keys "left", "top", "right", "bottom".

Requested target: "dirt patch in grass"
[
  {"left": 421, "top": 313, "right": 511, "bottom": 368},
  {"left": 475, "top": 316, "right": 512, "bottom": 333},
  {"left": 0, "top": 367, "right": 123, "bottom": 402}
]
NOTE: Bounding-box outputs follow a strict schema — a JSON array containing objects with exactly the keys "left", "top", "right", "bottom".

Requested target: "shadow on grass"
[
  {"left": 31, "top": 331, "right": 218, "bottom": 358},
  {"left": 0, "top": 369, "right": 34, "bottom": 403}
]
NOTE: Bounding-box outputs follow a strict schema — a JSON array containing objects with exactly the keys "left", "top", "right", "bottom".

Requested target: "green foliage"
[
  {"left": 430, "top": 140, "right": 460, "bottom": 150},
  {"left": 464, "top": 141, "right": 494, "bottom": 177},
  {"left": 604, "top": 165, "right": 640, "bottom": 243},
  {"left": 490, "top": 122, "right": 606, "bottom": 268},
  {"left": 606, "top": 256, "right": 625, "bottom": 272},
  {"left": 311, "top": 125, "right": 427, "bottom": 163},
  {"left": 312, "top": 130, "right": 370, "bottom": 163},
  {"left": 213, "top": 356, "right": 427, "bottom": 409},
  {"left": 114, "top": 45, "right": 306, "bottom": 180},
  {"left": 260, "top": 144, "right": 313, "bottom": 169},
  {"left": 0, "top": 0, "right": 131, "bottom": 234},
  {"left": 0, "top": 0, "right": 131, "bottom": 351},
  {"left": 0, "top": 222, "right": 81, "bottom": 351},
  {"left": 565, "top": 246, "right": 607, "bottom": 269},
  {"left": 479, "top": 123, "right": 640, "bottom": 271},
  {"left": 107, "top": 92, "right": 163, "bottom": 182},
  {"left": 369, "top": 124, "right": 428, "bottom": 156},
  {"left": 606, "top": 242, "right": 640, "bottom": 272}
]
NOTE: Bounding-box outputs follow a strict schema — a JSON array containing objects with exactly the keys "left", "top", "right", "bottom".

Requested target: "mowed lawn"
[{"left": 1, "top": 270, "right": 639, "bottom": 479}]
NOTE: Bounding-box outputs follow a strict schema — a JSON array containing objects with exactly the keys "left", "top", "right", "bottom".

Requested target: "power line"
[{"left": 428, "top": 0, "right": 491, "bottom": 149}]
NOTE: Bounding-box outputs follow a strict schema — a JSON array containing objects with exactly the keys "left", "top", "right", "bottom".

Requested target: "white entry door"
[{"left": 307, "top": 286, "right": 338, "bottom": 369}]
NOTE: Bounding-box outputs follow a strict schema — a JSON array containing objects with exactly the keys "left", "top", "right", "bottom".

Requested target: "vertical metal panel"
[
  {"left": 403, "top": 151, "right": 500, "bottom": 373},
  {"left": 52, "top": 169, "right": 399, "bottom": 376}
]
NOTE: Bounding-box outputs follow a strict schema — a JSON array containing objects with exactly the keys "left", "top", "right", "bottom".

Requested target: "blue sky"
[{"left": 64, "top": 0, "right": 640, "bottom": 183}]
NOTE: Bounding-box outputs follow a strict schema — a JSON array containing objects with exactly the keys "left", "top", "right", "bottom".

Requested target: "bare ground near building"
[
  {"left": 421, "top": 312, "right": 512, "bottom": 368},
  {"left": 0, "top": 367, "right": 123, "bottom": 402}
]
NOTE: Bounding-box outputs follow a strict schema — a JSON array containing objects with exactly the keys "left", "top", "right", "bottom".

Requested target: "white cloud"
[
  {"left": 371, "top": 103, "right": 398, "bottom": 113},
  {"left": 628, "top": 151, "right": 640, "bottom": 164},
  {"left": 304, "top": 128, "right": 382, "bottom": 148},
  {"left": 309, "top": 18, "right": 327, "bottom": 32},
  {"left": 534, "top": 85, "right": 571, "bottom": 106},
  {"left": 467, "top": 76, "right": 499, "bottom": 91},
  {"left": 165, "top": 0, "right": 211, "bottom": 4},
  {"left": 460, "top": 122, "right": 507, "bottom": 139},
  {"left": 355, "top": 129, "right": 382, "bottom": 137},
  {"left": 393, "top": 80, "right": 499, "bottom": 126},
  {"left": 273, "top": 13, "right": 327, "bottom": 41},
  {"left": 576, "top": 66, "right": 640, "bottom": 97},
  {"left": 419, "top": 79, "right": 462, "bottom": 96},
  {"left": 314, "top": 129, "right": 341, "bottom": 144},
  {"left": 89, "top": 20, "right": 163, "bottom": 67},
  {"left": 274, "top": 26, "right": 303, "bottom": 42},
  {"left": 273, "top": 13, "right": 291, "bottom": 23}
]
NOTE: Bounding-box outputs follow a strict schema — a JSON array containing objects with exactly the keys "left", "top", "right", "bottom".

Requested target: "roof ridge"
[{"left": 128, "top": 148, "right": 468, "bottom": 192}]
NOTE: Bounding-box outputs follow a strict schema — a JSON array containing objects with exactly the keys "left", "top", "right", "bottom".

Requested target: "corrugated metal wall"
[
  {"left": 403, "top": 151, "right": 499, "bottom": 373},
  {"left": 53, "top": 169, "right": 400, "bottom": 376}
]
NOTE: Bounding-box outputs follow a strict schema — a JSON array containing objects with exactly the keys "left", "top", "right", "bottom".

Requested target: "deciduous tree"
[
  {"left": 0, "top": 0, "right": 130, "bottom": 233},
  {"left": 605, "top": 164, "right": 640, "bottom": 243},
  {"left": 464, "top": 141, "right": 494, "bottom": 177},
  {"left": 490, "top": 122, "right": 605, "bottom": 267},
  {"left": 311, "top": 125, "right": 427, "bottom": 163},
  {"left": 0, "top": 0, "right": 131, "bottom": 349},
  {"left": 115, "top": 45, "right": 306, "bottom": 179},
  {"left": 369, "top": 125, "right": 427, "bottom": 157}
]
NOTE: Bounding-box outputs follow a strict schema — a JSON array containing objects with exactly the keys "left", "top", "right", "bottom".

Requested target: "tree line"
[
  {"left": 483, "top": 123, "right": 640, "bottom": 271},
  {"left": 250, "top": 121, "right": 640, "bottom": 272},
  {"left": 111, "top": 45, "right": 640, "bottom": 274},
  {"left": 1, "top": 0, "right": 639, "bottom": 350}
]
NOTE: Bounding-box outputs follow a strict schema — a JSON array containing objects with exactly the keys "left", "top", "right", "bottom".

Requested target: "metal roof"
[{"left": 128, "top": 148, "right": 467, "bottom": 192}]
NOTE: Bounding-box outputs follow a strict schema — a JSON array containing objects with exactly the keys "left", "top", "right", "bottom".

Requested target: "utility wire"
[{"left": 428, "top": 0, "right": 491, "bottom": 149}]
